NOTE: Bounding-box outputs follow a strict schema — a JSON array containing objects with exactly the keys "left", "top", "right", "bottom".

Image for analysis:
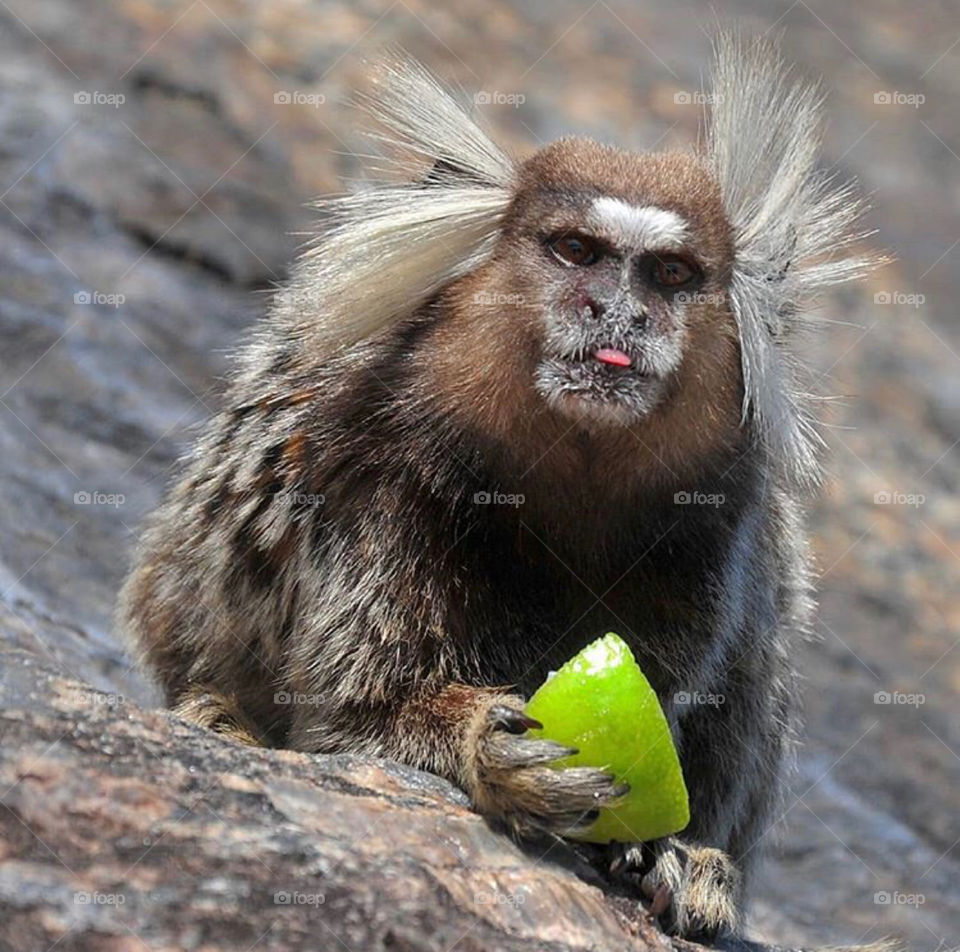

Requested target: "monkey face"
[
  {"left": 532, "top": 218, "right": 703, "bottom": 423},
  {"left": 500, "top": 140, "right": 737, "bottom": 428}
]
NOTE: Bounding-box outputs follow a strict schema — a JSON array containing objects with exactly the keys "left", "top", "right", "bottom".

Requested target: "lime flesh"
[{"left": 525, "top": 633, "right": 689, "bottom": 844}]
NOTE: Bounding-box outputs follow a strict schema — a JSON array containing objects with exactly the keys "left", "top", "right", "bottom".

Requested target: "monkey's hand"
[
  {"left": 465, "top": 700, "right": 629, "bottom": 838},
  {"left": 609, "top": 836, "right": 741, "bottom": 939}
]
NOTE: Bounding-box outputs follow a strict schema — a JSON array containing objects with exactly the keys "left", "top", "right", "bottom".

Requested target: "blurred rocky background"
[{"left": 0, "top": 0, "right": 957, "bottom": 949}]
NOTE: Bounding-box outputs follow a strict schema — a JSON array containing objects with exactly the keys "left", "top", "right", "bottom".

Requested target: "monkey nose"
[
  {"left": 578, "top": 296, "right": 603, "bottom": 321},
  {"left": 632, "top": 309, "right": 649, "bottom": 332}
]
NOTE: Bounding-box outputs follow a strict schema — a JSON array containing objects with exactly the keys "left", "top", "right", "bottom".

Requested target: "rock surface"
[
  {"left": 0, "top": 648, "right": 683, "bottom": 952},
  {"left": 0, "top": 1, "right": 957, "bottom": 950}
]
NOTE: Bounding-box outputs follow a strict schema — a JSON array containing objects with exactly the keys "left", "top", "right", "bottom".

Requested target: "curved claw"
[
  {"left": 609, "top": 781, "right": 631, "bottom": 801},
  {"left": 648, "top": 882, "right": 672, "bottom": 918},
  {"left": 489, "top": 704, "right": 542, "bottom": 734}
]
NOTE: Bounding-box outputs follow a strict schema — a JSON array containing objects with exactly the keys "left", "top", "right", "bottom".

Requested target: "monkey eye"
[
  {"left": 549, "top": 233, "right": 601, "bottom": 267},
  {"left": 650, "top": 254, "right": 699, "bottom": 288}
]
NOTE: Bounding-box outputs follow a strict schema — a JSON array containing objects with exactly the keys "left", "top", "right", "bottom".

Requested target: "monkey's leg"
[
  {"left": 607, "top": 673, "right": 788, "bottom": 939},
  {"left": 170, "top": 685, "right": 265, "bottom": 747},
  {"left": 610, "top": 837, "right": 740, "bottom": 939},
  {"left": 367, "top": 684, "right": 628, "bottom": 837}
]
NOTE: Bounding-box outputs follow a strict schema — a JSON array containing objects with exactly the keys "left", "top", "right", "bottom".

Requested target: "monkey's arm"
[{"left": 282, "top": 621, "right": 628, "bottom": 839}]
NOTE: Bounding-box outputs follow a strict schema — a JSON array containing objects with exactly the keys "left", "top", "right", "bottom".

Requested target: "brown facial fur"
[{"left": 419, "top": 140, "right": 743, "bottom": 509}]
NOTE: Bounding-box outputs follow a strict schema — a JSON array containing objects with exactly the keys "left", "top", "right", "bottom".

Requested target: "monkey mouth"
[
  {"left": 553, "top": 345, "right": 652, "bottom": 377},
  {"left": 535, "top": 347, "right": 669, "bottom": 424}
]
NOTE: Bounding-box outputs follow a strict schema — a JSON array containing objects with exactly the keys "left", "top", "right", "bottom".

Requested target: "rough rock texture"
[
  {"left": 0, "top": 648, "right": 687, "bottom": 952},
  {"left": 0, "top": 0, "right": 957, "bottom": 950}
]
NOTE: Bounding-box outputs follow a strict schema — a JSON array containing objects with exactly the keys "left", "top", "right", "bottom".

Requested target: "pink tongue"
[{"left": 594, "top": 348, "right": 632, "bottom": 368}]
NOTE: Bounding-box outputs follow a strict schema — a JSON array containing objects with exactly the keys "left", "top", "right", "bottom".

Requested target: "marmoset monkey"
[{"left": 119, "top": 34, "right": 878, "bottom": 939}]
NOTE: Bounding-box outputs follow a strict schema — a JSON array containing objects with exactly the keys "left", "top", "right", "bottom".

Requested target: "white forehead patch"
[{"left": 589, "top": 197, "right": 688, "bottom": 250}]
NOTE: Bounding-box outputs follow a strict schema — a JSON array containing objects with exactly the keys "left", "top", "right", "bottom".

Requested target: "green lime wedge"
[{"left": 525, "top": 632, "right": 689, "bottom": 844}]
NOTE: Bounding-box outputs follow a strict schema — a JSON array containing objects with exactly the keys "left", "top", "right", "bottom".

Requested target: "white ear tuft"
[
  {"left": 706, "top": 32, "right": 880, "bottom": 488},
  {"left": 277, "top": 55, "right": 516, "bottom": 354},
  {"left": 360, "top": 55, "right": 516, "bottom": 190}
]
